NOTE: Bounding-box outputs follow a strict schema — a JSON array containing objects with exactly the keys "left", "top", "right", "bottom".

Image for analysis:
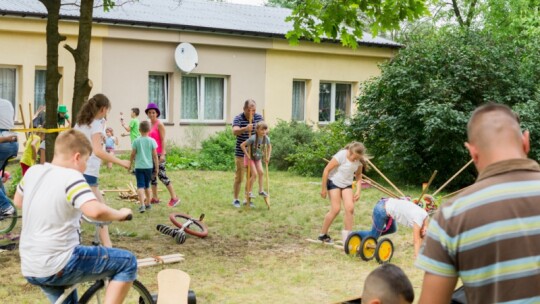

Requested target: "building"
[{"left": 0, "top": 0, "right": 399, "bottom": 150}]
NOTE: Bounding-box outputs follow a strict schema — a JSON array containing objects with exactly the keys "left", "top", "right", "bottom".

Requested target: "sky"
[{"left": 225, "top": 0, "right": 267, "bottom": 5}]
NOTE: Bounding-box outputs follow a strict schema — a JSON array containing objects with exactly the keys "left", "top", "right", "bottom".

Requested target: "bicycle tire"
[
  {"left": 169, "top": 213, "right": 208, "bottom": 238},
  {"left": 79, "top": 279, "right": 154, "bottom": 304},
  {"left": 0, "top": 201, "right": 17, "bottom": 234}
]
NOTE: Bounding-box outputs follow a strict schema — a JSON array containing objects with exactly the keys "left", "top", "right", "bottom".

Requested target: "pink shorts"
[{"left": 243, "top": 155, "right": 260, "bottom": 166}]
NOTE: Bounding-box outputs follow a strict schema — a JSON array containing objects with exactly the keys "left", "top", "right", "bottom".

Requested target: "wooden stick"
[
  {"left": 366, "top": 159, "right": 405, "bottom": 197},
  {"left": 432, "top": 159, "right": 474, "bottom": 196},
  {"left": 28, "top": 103, "right": 34, "bottom": 137},
  {"left": 264, "top": 144, "right": 271, "bottom": 210},
  {"left": 441, "top": 185, "right": 472, "bottom": 200},
  {"left": 18, "top": 104, "right": 28, "bottom": 140},
  {"left": 245, "top": 111, "right": 254, "bottom": 208},
  {"left": 417, "top": 170, "right": 438, "bottom": 202},
  {"left": 362, "top": 174, "right": 399, "bottom": 198}
]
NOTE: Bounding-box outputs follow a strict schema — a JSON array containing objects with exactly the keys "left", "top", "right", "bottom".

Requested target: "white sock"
[{"left": 341, "top": 230, "right": 351, "bottom": 243}]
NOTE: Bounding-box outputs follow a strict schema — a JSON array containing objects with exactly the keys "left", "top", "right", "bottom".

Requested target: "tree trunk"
[
  {"left": 40, "top": 0, "right": 66, "bottom": 162},
  {"left": 66, "top": 0, "right": 94, "bottom": 126}
]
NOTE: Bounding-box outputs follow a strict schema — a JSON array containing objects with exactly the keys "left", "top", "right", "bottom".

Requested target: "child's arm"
[
  {"left": 129, "top": 148, "right": 136, "bottom": 171},
  {"left": 65, "top": 117, "right": 71, "bottom": 128},
  {"left": 353, "top": 165, "right": 362, "bottom": 201},
  {"left": 80, "top": 200, "right": 132, "bottom": 222},
  {"left": 14, "top": 190, "right": 23, "bottom": 209},
  {"left": 114, "top": 136, "right": 119, "bottom": 145},
  {"left": 265, "top": 143, "right": 272, "bottom": 163},
  {"left": 31, "top": 138, "right": 40, "bottom": 162},
  {"left": 40, "top": 147, "right": 46, "bottom": 164},
  {"left": 321, "top": 158, "right": 339, "bottom": 199},
  {"left": 92, "top": 133, "right": 130, "bottom": 168},
  {"left": 240, "top": 140, "right": 250, "bottom": 159}
]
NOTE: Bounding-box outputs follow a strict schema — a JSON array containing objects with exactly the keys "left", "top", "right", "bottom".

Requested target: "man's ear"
[
  {"left": 522, "top": 130, "right": 530, "bottom": 154},
  {"left": 465, "top": 142, "right": 478, "bottom": 162}
]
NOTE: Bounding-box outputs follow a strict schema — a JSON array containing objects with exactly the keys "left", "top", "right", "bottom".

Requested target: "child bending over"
[{"left": 14, "top": 129, "right": 135, "bottom": 304}]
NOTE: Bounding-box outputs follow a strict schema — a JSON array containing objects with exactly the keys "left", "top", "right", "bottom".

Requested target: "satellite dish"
[{"left": 175, "top": 43, "right": 198, "bottom": 73}]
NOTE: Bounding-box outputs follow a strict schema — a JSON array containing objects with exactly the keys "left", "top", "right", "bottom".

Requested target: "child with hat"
[{"left": 57, "top": 104, "right": 71, "bottom": 127}]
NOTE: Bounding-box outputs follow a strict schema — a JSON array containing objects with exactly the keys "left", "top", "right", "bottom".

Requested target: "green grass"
[{"left": 0, "top": 163, "right": 429, "bottom": 303}]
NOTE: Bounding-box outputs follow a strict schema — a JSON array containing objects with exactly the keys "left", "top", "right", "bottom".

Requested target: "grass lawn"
[{"left": 0, "top": 163, "right": 429, "bottom": 303}]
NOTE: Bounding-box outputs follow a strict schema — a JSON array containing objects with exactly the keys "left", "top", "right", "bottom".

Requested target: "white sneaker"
[{"left": 0, "top": 205, "right": 14, "bottom": 216}]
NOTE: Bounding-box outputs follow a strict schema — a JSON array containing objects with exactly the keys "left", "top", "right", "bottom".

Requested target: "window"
[
  {"left": 148, "top": 73, "right": 169, "bottom": 120},
  {"left": 318, "top": 82, "right": 352, "bottom": 123},
  {"left": 35, "top": 70, "right": 46, "bottom": 112},
  {"left": 292, "top": 80, "right": 305, "bottom": 121},
  {"left": 0, "top": 67, "right": 16, "bottom": 109},
  {"left": 181, "top": 75, "right": 226, "bottom": 122}
]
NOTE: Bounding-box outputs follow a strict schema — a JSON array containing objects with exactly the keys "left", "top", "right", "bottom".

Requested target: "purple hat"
[{"left": 145, "top": 103, "right": 160, "bottom": 117}]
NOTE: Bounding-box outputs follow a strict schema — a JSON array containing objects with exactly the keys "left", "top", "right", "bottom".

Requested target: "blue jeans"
[
  {"left": 0, "top": 141, "right": 18, "bottom": 210},
  {"left": 357, "top": 199, "right": 397, "bottom": 240},
  {"left": 25, "top": 245, "right": 137, "bottom": 304}
]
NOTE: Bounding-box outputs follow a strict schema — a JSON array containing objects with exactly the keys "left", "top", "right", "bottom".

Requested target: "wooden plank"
[
  {"left": 305, "top": 238, "right": 343, "bottom": 250},
  {"left": 157, "top": 269, "right": 190, "bottom": 304}
]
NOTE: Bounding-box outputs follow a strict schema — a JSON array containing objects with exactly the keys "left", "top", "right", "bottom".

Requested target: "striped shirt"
[
  {"left": 233, "top": 112, "right": 263, "bottom": 157},
  {"left": 416, "top": 158, "right": 540, "bottom": 303}
]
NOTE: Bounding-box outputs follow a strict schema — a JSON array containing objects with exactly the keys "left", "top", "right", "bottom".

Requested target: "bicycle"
[
  {"left": 53, "top": 214, "right": 154, "bottom": 304},
  {"left": 0, "top": 200, "right": 19, "bottom": 234},
  {"left": 157, "top": 213, "right": 208, "bottom": 244}
]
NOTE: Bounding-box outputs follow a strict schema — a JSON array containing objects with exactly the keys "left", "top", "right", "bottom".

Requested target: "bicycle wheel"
[
  {"left": 169, "top": 213, "right": 208, "bottom": 238},
  {"left": 0, "top": 201, "right": 17, "bottom": 234},
  {"left": 79, "top": 279, "right": 154, "bottom": 304}
]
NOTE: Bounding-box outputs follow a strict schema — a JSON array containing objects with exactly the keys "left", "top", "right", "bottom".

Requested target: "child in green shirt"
[
  {"left": 57, "top": 105, "right": 71, "bottom": 127},
  {"left": 121, "top": 107, "right": 141, "bottom": 144}
]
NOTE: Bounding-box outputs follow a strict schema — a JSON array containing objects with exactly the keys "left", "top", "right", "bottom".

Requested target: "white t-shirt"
[
  {"left": 0, "top": 98, "right": 15, "bottom": 130},
  {"left": 75, "top": 119, "right": 106, "bottom": 177},
  {"left": 328, "top": 149, "right": 361, "bottom": 188},
  {"left": 18, "top": 163, "right": 96, "bottom": 277},
  {"left": 385, "top": 198, "right": 428, "bottom": 228}
]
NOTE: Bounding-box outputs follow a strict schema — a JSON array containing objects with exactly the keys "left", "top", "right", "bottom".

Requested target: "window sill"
[
  {"left": 163, "top": 122, "right": 175, "bottom": 126},
  {"left": 179, "top": 121, "right": 227, "bottom": 126}
]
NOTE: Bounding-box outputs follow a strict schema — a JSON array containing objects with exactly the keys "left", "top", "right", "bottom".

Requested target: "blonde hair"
[
  {"left": 76, "top": 94, "right": 111, "bottom": 126},
  {"left": 344, "top": 141, "right": 370, "bottom": 170},
  {"left": 256, "top": 121, "right": 268, "bottom": 131},
  {"left": 54, "top": 129, "right": 92, "bottom": 157}
]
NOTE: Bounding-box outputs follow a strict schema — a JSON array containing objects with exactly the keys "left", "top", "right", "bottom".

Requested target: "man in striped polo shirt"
[
  {"left": 416, "top": 103, "right": 540, "bottom": 303},
  {"left": 232, "top": 99, "right": 263, "bottom": 207}
]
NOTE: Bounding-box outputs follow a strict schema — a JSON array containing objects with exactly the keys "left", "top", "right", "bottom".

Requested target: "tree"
[
  {"left": 348, "top": 29, "right": 540, "bottom": 189},
  {"left": 284, "top": 0, "right": 429, "bottom": 48}
]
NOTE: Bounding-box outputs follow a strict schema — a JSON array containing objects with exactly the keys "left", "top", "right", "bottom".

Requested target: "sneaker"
[
  {"left": 243, "top": 201, "right": 255, "bottom": 208},
  {"left": 150, "top": 198, "right": 160, "bottom": 204},
  {"left": 317, "top": 234, "right": 333, "bottom": 243},
  {"left": 259, "top": 191, "right": 268, "bottom": 198},
  {"left": 138, "top": 205, "right": 146, "bottom": 213},
  {"left": 168, "top": 198, "right": 180, "bottom": 207},
  {"left": 232, "top": 199, "right": 241, "bottom": 208},
  {"left": 248, "top": 192, "right": 256, "bottom": 198},
  {"left": 0, "top": 205, "right": 15, "bottom": 216},
  {"left": 145, "top": 204, "right": 151, "bottom": 211}
]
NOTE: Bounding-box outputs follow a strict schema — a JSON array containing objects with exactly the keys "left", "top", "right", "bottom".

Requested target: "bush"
[
  {"left": 165, "top": 143, "right": 201, "bottom": 170},
  {"left": 268, "top": 120, "right": 315, "bottom": 170},
  {"left": 288, "top": 119, "right": 352, "bottom": 177},
  {"left": 198, "top": 126, "right": 236, "bottom": 171}
]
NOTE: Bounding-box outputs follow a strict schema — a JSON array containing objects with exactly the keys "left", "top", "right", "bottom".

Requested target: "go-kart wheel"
[
  {"left": 344, "top": 233, "right": 362, "bottom": 256},
  {"left": 175, "top": 230, "right": 187, "bottom": 244},
  {"left": 375, "top": 238, "right": 394, "bottom": 264},
  {"left": 359, "top": 236, "right": 377, "bottom": 261}
]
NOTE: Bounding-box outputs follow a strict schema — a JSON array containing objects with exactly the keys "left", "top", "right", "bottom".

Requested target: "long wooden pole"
[
  {"left": 264, "top": 144, "right": 271, "bottom": 210},
  {"left": 245, "top": 111, "right": 253, "bottom": 208},
  {"left": 362, "top": 174, "right": 399, "bottom": 198},
  {"left": 432, "top": 159, "right": 474, "bottom": 196},
  {"left": 366, "top": 159, "right": 405, "bottom": 197},
  {"left": 441, "top": 185, "right": 472, "bottom": 200},
  {"left": 417, "top": 170, "right": 438, "bottom": 203},
  {"left": 18, "top": 104, "right": 28, "bottom": 140}
]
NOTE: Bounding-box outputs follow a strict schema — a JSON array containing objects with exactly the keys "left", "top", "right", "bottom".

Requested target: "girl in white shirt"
[{"left": 318, "top": 142, "right": 369, "bottom": 243}]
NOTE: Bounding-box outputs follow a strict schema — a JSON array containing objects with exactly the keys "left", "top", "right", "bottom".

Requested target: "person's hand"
[
  {"left": 121, "top": 133, "right": 129, "bottom": 137},
  {"left": 118, "top": 208, "right": 132, "bottom": 221},
  {"left": 153, "top": 170, "right": 158, "bottom": 177},
  {"left": 353, "top": 191, "right": 360, "bottom": 202},
  {"left": 160, "top": 154, "right": 166, "bottom": 163},
  {"left": 320, "top": 188, "right": 327, "bottom": 199},
  {"left": 246, "top": 124, "right": 253, "bottom": 133},
  {"left": 118, "top": 159, "right": 130, "bottom": 169}
]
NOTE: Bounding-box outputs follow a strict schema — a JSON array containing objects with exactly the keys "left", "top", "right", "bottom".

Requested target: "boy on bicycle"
[{"left": 14, "top": 129, "right": 136, "bottom": 304}]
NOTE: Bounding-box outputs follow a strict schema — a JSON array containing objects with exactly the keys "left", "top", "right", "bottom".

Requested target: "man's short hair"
[
  {"left": 243, "top": 99, "right": 256, "bottom": 110},
  {"left": 139, "top": 121, "right": 150, "bottom": 133},
  {"left": 131, "top": 107, "right": 140, "bottom": 116},
  {"left": 362, "top": 263, "right": 414, "bottom": 303},
  {"left": 467, "top": 102, "right": 521, "bottom": 144},
  {"left": 54, "top": 129, "right": 92, "bottom": 157}
]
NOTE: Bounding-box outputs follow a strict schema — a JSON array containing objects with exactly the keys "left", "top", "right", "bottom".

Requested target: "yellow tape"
[{"left": 10, "top": 128, "right": 69, "bottom": 134}]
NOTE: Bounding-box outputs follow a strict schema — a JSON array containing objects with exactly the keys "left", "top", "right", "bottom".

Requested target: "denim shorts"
[
  {"left": 83, "top": 174, "right": 98, "bottom": 187},
  {"left": 135, "top": 168, "right": 152, "bottom": 189},
  {"left": 25, "top": 245, "right": 137, "bottom": 303},
  {"left": 327, "top": 179, "right": 352, "bottom": 191}
]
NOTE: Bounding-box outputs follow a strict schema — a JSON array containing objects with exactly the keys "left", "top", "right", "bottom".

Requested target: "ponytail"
[
  {"left": 76, "top": 93, "right": 111, "bottom": 126},
  {"left": 344, "top": 141, "right": 370, "bottom": 171}
]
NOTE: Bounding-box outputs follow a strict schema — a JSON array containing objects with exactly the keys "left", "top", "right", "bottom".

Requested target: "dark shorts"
[
  {"left": 135, "top": 168, "right": 152, "bottom": 189},
  {"left": 83, "top": 174, "right": 98, "bottom": 187},
  {"left": 327, "top": 179, "right": 352, "bottom": 191}
]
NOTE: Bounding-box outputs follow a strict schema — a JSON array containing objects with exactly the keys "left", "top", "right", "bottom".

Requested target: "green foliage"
[
  {"left": 349, "top": 28, "right": 540, "bottom": 188},
  {"left": 288, "top": 119, "right": 352, "bottom": 177},
  {"left": 285, "top": 0, "right": 429, "bottom": 48},
  {"left": 6, "top": 166, "right": 21, "bottom": 198},
  {"left": 266, "top": 0, "right": 297, "bottom": 9},
  {"left": 198, "top": 127, "right": 236, "bottom": 171},
  {"left": 165, "top": 144, "right": 202, "bottom": 170},
  {"left": 268, "top": 120, "right": 315, "bottom": 170}
]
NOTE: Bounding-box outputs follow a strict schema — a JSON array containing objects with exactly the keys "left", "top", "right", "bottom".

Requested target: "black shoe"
[{"left": 317, "top": 234, "right": 333, "bottom": 243}]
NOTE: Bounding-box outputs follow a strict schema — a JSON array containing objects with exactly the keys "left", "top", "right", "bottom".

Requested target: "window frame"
[
  {"left": 318, "top": 81, "right": 352, "bottom": 124},
  {"left": 34, "top": 68, "right": 47, "bottom": 112},
  {"left": 148, "top": 72, "right": 170, "bottom": 121},
  {"left": 292, "top": 80, "right": 306, "bottom": 121},
  {"left": 180, "top": 74, "right": 227, "bottom": 123},
  {"left": 0, "top": 65, "right": 18, "bottom": 116}
]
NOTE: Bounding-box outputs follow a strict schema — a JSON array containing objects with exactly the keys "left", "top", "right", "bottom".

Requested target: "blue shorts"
[
  {"left": 83, "top": 174, "right": 98, "bottom": 187},
  {"left": 135, "top": 168, "right": 152, "bottom": 189},
  {"left": 327, "top": 179, "right": 352, "bottom": 191},
  {"left": 25, "top": 245, "right": 137, "bottom": 303}
]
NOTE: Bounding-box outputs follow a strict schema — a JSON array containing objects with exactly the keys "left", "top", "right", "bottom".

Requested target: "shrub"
[
  {"left": 268, "top": 120, "right": 315, "bottom": 170},
  {"left": 198, "top": 127, "right": 236, "bottom": 171},
  {"left": 165, "top": 144, "right": 201, "bottom": 170}
]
